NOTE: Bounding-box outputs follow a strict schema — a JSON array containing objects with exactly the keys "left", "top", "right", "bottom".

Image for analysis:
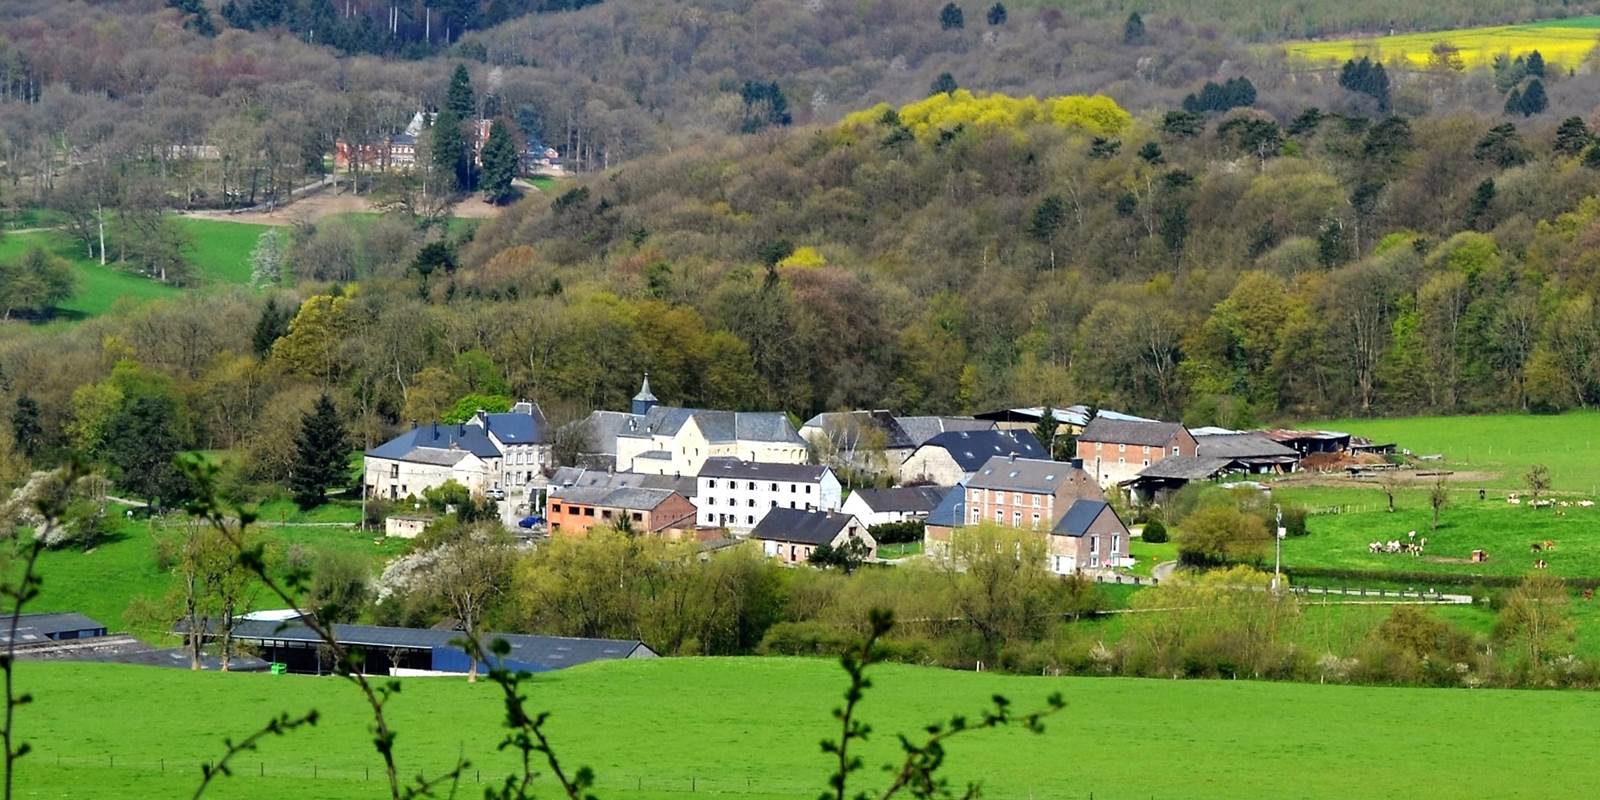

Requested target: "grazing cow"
[
  {"left": 1543, "top": 540, "right": 1556, "bottom": 551},
  {"left": 1508, "top": 497, "right": 1522, "bottom": 505},
  {"left": 1534, "top": 559, "right": 1549, "bottom": 570},
  {"left": 1470, "top": 549, "right": 1488, "bottom": 563},
  {"left": 1583, "top": 588, "right": 1595, "bottom": 602},
  {"left": 1531, "top": 542, "right": 1543, "bottom": 553},
  {"left": 1368, "top": 541, "right": 1381, "bottom": 554},
  {"left": 1580, "top": 500, "right": 1595, "bottom": 508}
]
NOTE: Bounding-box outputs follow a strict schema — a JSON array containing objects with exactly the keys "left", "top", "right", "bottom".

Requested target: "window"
[
  {"left": 633, "top": 512, "right": 643, "bottom": 522},
  {"left": 550, "top": 503, "right": 562, "bottom": 513},
  {"left": 770, "top": 500, "right": 777, "bottom": 508},
  {"left": 583, "top": 507, "right": 595, "bottom": 517},
  {"left": 1089, "top": 536, "right": 1097, "bottom": 553},
  {"left": 971, "top": 509, "right": 981, "bottom": 523},
  {"left": 1032, "top": 513, "right": 1040, "bottom": 527},
  {"left": 771, "top": 482, "right": 778, "bottom": 491},
  {"left": 995, "top": 509, "right": 1003, "bottom": 522},
  {"left": 748, "top": 515, "right": 755, "bottom": 525},
  {"left": 748, "top": 481, "right": 756, "bottom": 490},
  {"left": 1032, "top": 495, "right": 1041, "bottom": 508},
  {"left": 805, "top": 485, "right": 812, "bottom": 494},
  {"left": 1172, "top": 446, "right": 1179, "bottom": 456},
  {"left": 1113, "top": 534, "right": 1121, "bottom": 555},
  {"left": 791, "top": 501, "right": 797, "bottom": 508},
  {"left": 1118, "top": 457, "right": 1125, "bottom": 465},
  {"left": 1142, "top": 459, "right": 1149, "bottom": 467},
  {"left": 1012, "top": 511, "right": 1021, "bottom": 526},
  {"left": 790, "top": 484, "right": 797, "bottom": 493},
  {"left": 1142, "top": 445, "right": 1150, "bottom": 454},
  {"left": 389, "top": 464, "right": 399, "bottom": 479},
  {"left": 1118, "top": 443, "right": 1126, "bottom": 453},
  {"left": 748, "top": 499, "right": 755, "bottom": 507},
  {"left": 708, "top": 479, "right": 717, "bottom": 489}
]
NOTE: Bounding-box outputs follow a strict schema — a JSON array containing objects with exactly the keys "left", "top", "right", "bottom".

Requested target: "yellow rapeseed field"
[{"left": 1285, "top": 16, "right": 1600, "bottom": 68}]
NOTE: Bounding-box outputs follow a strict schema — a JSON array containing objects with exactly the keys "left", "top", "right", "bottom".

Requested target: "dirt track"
[{"left": 178, "top": 188, "right": 512, "bottom": 226}]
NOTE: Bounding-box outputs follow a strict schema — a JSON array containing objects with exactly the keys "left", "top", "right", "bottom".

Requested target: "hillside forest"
[{"left": 2, "top": 1, "right": 1600, "bottom": 480}]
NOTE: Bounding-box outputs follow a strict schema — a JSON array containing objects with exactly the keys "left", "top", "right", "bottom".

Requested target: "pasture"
[
  {"left": 16, "top": 657, "right": 1600, "bottom": 799},
  {"left": 1284, "top": 16, "right": 1600, "bottom": 67},
  {"left": 1309, "top": 410, "right": 1600, "bottom": 491},
  {"left": 28, "top": 504, "right": 401, "bottom": 635},
  {"left": 0, "top": 216, "right": 269, "bottom": 320}
]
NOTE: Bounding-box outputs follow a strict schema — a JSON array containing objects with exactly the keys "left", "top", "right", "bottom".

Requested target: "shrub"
[
  {"left": 1281, "top": 506, "right": 1308, "bottom": 537},
  {"left": 868, "top": 520, "right": 924, "bottom": 544},
  {"left": 1141, "top": 519, "right": 1168, "bottom": 543}
]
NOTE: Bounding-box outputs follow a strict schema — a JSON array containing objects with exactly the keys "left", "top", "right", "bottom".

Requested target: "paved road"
[{"left": 1152, "top": 560, "right": 1178, "bottom": 582}]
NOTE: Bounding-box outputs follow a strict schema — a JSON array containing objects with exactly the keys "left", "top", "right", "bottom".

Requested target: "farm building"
[
  {"left": 226, "top": 621, "right": 657, "bottom": 676},
  {"left": 0, "top": 612, "right": 106, "bottom": 646},
  {"left": 897, "top": 429, "right": 1046, "bottom": 486},
  {"left": 1076, "top": 418, "right": 1198, "bottom": 488},
  {"left": 840, "top": 485, "right": 949, "bottom": 527},
  {"left": 751, "top": 507, "right": 876, "bottom": 565}
]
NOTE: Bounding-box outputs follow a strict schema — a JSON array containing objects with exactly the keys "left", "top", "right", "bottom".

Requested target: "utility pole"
[{"left": 1272, "top": 504, "right": 1284, "bottom": 592}]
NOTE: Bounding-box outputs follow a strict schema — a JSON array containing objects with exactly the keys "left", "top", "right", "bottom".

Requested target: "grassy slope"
[
  {"left": 16, "top": 657, "right": 1600, "bottom": 799},
  {"left": 1310, "top": 410, "right": 1600, "bottom": 491},
  {"left": 30, "top": 510, "right": 402, "bottom": 635},
  {"left": 0, "top": 217, "right": 266, "bottom": 320},
  {"left": 1284, "top": 16, "right": 1600, "bottom": 67}
]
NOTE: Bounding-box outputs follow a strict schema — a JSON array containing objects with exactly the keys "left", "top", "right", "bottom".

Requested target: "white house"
[
  {"left": 695, "top": 458, "right": 841, "bottom": 532},
  {"left": 839, "top": 486, "right": 948, "bottom": 528},
  {"left": 364, "top": 402, "right": 552, "bottom": 502},
  {"left": 751, "top": 508, "right": 876, "bottom": 565}
]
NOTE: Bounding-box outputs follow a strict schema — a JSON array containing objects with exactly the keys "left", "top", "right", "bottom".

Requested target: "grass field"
[
  {"left": 0, "top": 216, "right": 268, "bottom": 321},
  {"left": 29, "top": 508, "right": 402, "bottom": 635},
  {"left": 1284, "top": 16, "right": 1600, "bottom": 67},
  {"left": 1310, "top": 410, "right": 1600, "bottom": 491},
  {"left": 15, "top": 657, "right": 1600, "bottom": 799}
]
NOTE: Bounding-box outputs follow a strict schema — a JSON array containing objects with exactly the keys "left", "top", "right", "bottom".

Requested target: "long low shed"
[{"left": 226, "top": 621, "right": 657, "bottom": 676}]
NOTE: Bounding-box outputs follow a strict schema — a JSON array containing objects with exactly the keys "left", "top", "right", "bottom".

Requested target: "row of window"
[
  {"left": 704, "top": 479, "right": 814, "bottom": 493},
  {"left": 967, "top": 489, "right": 1051, "bottom": 508},
  {"left": 1093, "top": 442, "right": 1182, "bottom": 456}
]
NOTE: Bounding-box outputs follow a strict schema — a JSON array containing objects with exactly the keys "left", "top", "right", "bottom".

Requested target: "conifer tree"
[
  {"left": 291, "top": 393, "right": 349, "bottom": 510},
  {"left": 480, "top": 119, "right": 520, "bottom": 205},
  {"left": 252, "top": 297, "right": 290, "bottom": 357},
  {"left": 447, "top": 63, "right": 475, "bottom": 119},
  {"left": 1123, "top": 12, "right": 1145, "bottom": 44}
]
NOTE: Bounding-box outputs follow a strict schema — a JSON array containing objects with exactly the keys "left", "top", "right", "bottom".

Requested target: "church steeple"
[{"left": 631, "top": 372, "right": 659, "bottom": 416}]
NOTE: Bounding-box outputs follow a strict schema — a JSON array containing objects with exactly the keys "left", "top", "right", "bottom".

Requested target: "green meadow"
[
  {"left": 1310, "top": 411, "right": 1600, "bottom": 491},
  {"left": 29, "top": 505, "right": 400, "bottom": 635},
  {"left": 17, "top": 657, "right": 1600, "bottom": 800},
  {"left": 0, "top": 216, "right": 271, "bottom": 321}
]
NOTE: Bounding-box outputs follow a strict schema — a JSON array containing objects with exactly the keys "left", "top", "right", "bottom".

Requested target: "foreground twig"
[
  {"left": 461, "top": 635, "right": 595, "bottom": 800},
  {"left": 180, "top": 456, "right": 465, "bottom": 800},
  {"left": 192, "top": 711, "right": 319, "bottom": 800}
]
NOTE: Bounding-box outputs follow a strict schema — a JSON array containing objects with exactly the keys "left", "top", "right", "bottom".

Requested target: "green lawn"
[
  {"left": 1310, "top": 411, "right": 1600, "bottom": 491},
  {"left": 876, "top": 540, "right": 923, "bottom": 559},
  {"left": 0, "top": 216, "right": 264, "bottom": 321},
  {"left": 16, "top": 657, "right": 1600, "bottom": 799},
  {"left": 1127, "top": 535, "right": 1176, "bottom": 578},
  {"left": 30, "top": 511, "right": 402, "bottom": 635}
]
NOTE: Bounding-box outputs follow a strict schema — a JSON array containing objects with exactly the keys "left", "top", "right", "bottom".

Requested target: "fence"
[{"left": 27, "top": 752, "right": 1134, "bottom": 798}]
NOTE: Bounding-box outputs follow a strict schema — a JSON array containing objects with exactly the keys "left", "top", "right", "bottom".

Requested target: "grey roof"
[
  {"left": 620, "top": 407, "right": 804, "bottom": 445},
  {"left": 918, "top": 430, "right": 1046, "bottom": 473},
  {"left": 698, "top": 458, "right": 829, "bottom": 483},
  {"left": 1194, "top": 432, "right": 1300, "bottom": 460},
  {"left": 1078, "top": 418, "right": 1188, "bottom": 447},
  {"left": 973, "top": 406, "right": 1155, "bottom": 427},
  {"left": 1130, "top": 455, "right": 1233, "bottom": 481},
  {"left": 801, "top": 411, "right": 916, "bottom": 450},
  {"left": 0, "top": 612, "right": 107, "bottom": 647},
  {"left": 926, "top": 485, "right": 967, "bottom": 527},
  {"left": 750, "top": 507, "right": 860, "bottom": 545},
  {"left": 367, "top": 421, "right": 500, "bottom": 461},
  {"left": 894, "top": 416, "right": 994, "bottom": 446},
  {"left": 229, "top": 621, "right": 653, "bottom": 670},
  {"left": 633, "top": 374, "right": 658, "bottom": 403},
  {"left": 848, "top": 486, "right": 948, "bottom": 514},
  {"left": 549, "top": 484, "right": 682, "bottom": 512},
  {"left": 1052, "top": 499, "right": 1112, "bottom": 537},
  {"left": 549, "top": 467, "right": 696, "bottom": 498},
  {"left": 578, "top": 411, "right": 639, "bottom": 457},
  {"left": 967, "top": 456, "right": 1082, "bottom": 493}
]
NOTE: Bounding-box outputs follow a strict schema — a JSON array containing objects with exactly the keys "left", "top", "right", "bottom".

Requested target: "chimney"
[
  {"left": 1009, "top": 452, "right": 1017, "bottom": 463},
  {"left": 458, "top": 422, "right": 465, "bottom": 435}
]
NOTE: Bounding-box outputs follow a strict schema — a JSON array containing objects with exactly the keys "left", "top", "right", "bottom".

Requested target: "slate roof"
[
  {"left": 1077, "top": 418, "right": 1188, "bottom": 447},
  {"left": 1130, "top": 455, "right": 1233, "bottom": 481},
  {"left": 228, "top": 621, "right": 654, "bottom": 670},
  {"left": 549, "top": 467, "right": 696, "bottom": 498},
  {"left": 577, "top": 411, "right": 638, "bottom": 457},
  {"left": 1194, "top": 432, "right": 1300, "bottom": 460},
  {"left": 973, "top": 406, "right": 1155, "bottom": 428},
  {"left": 697, "top": 458, "right": 830, "bottom": 483},
  {"left": 847, "top": 486, "right": 948, "bottom": 514},
  {"left": 481, "top": 402, "right": 550, "bottom": 445},
  {"left": 1052, "top": 499, "right": 1112, "bottom": 537},
  {"left": 750, "top": 508, "right": 859, "bottom": 545},
  {"left": 549, "top": 484, "right": 682, "bottom": 512},
  {"left": 966, "top": 456, "right": 1081, "bottom": 493},
  {"left": 368, "top": 422, "right": 500, "bottom": 461},
  {"left": 926, "top": 485, "right": 967, "bottom": 527},
  {"left": 619, "top": 407, "right": 804, "bottom": 445},
  {"left": 801, "top": 411, "right": 916, "bottom": 450},
  {"left": 918, "top": 430, "right": 1046, "bottom": 473},
  {"left": 894, "top": 416, "right": 995, "bottom": 446},
  {"left": 0, "top": 612, "right": 106, "bottom": 646}
]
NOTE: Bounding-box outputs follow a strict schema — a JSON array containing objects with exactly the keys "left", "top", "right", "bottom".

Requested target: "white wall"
[
  {"left": 365, "top": 454, "right": 494, "bottom": 501},
  {"left": 696, "top": 469, "right": 841, "bottom": 532},
  {"left": 896, "top": 449, "right": 965, "bottom": 486}
]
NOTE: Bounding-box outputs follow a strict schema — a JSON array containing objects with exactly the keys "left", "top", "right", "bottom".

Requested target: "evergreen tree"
[
  {"left": 1123, "top": 11, "right": 1145, "bottom": 44},
  {"left": 930, "top": 72, "right": 958, "bottom": 96},
  {"left": 1182, "top": 77, "right": 1255, "bottom": 114},
  {"left": 739, "top": 81, "right": 792, "bottom": 133},
  {"left": 168, "top": 0, "right": 216, "bottom": 36},
  {"left": 939, "top": 3, "right": 964, "bottom": 30},
  {"left": 252, "top": 297, "right": 290, "bottom": 357},
  {"left": 1503, "top": 88, "right": 1523, "bottom": 117},
  {"left": 430, "top": 107, "right": 467, "bottom": 192},
  {"left": 447, "top": 63, "right": 475, "bottom": 119},
  {"left": 480, "top": 119, "right": 520, "bottom": 205},
  {"left": 1519, "top": 79, "right": 1548, "bottom": 116},
  {"left": 1584, "top": 144, "right": 1600, "bottom": 170},
  {"left": 1032, "top": 407, "right": 1060, "bottom": 460},
  {"left": 1137, "top": 141, "right": 1164, "bottom": 164},
  {"left": 103, "top": 396, "right": 187, "bottom": 508},
  {"left": 1475, "top": 123, "right": 1530, "bottom": 168},
  {"left": 986, "top": 3, "right": 1006, "bottom": 25},
  {"left": 1338, "top": 57, "right": 1390, "bottom": 110},
  {"left": 1526, "top": 49, "right": 1546, "bottom": 77},
  {"left": 11, "top": 394, "right": 41, "bottom": 459},
  {"left": 1467, "top": 178, "right": 1496, "bottom": 230},
  {"left": 1553, "top": 116, "right": 1591, "bottom": 157},
  {"left": 291, "top": 393, "right": 350, "bottom": 510}
]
